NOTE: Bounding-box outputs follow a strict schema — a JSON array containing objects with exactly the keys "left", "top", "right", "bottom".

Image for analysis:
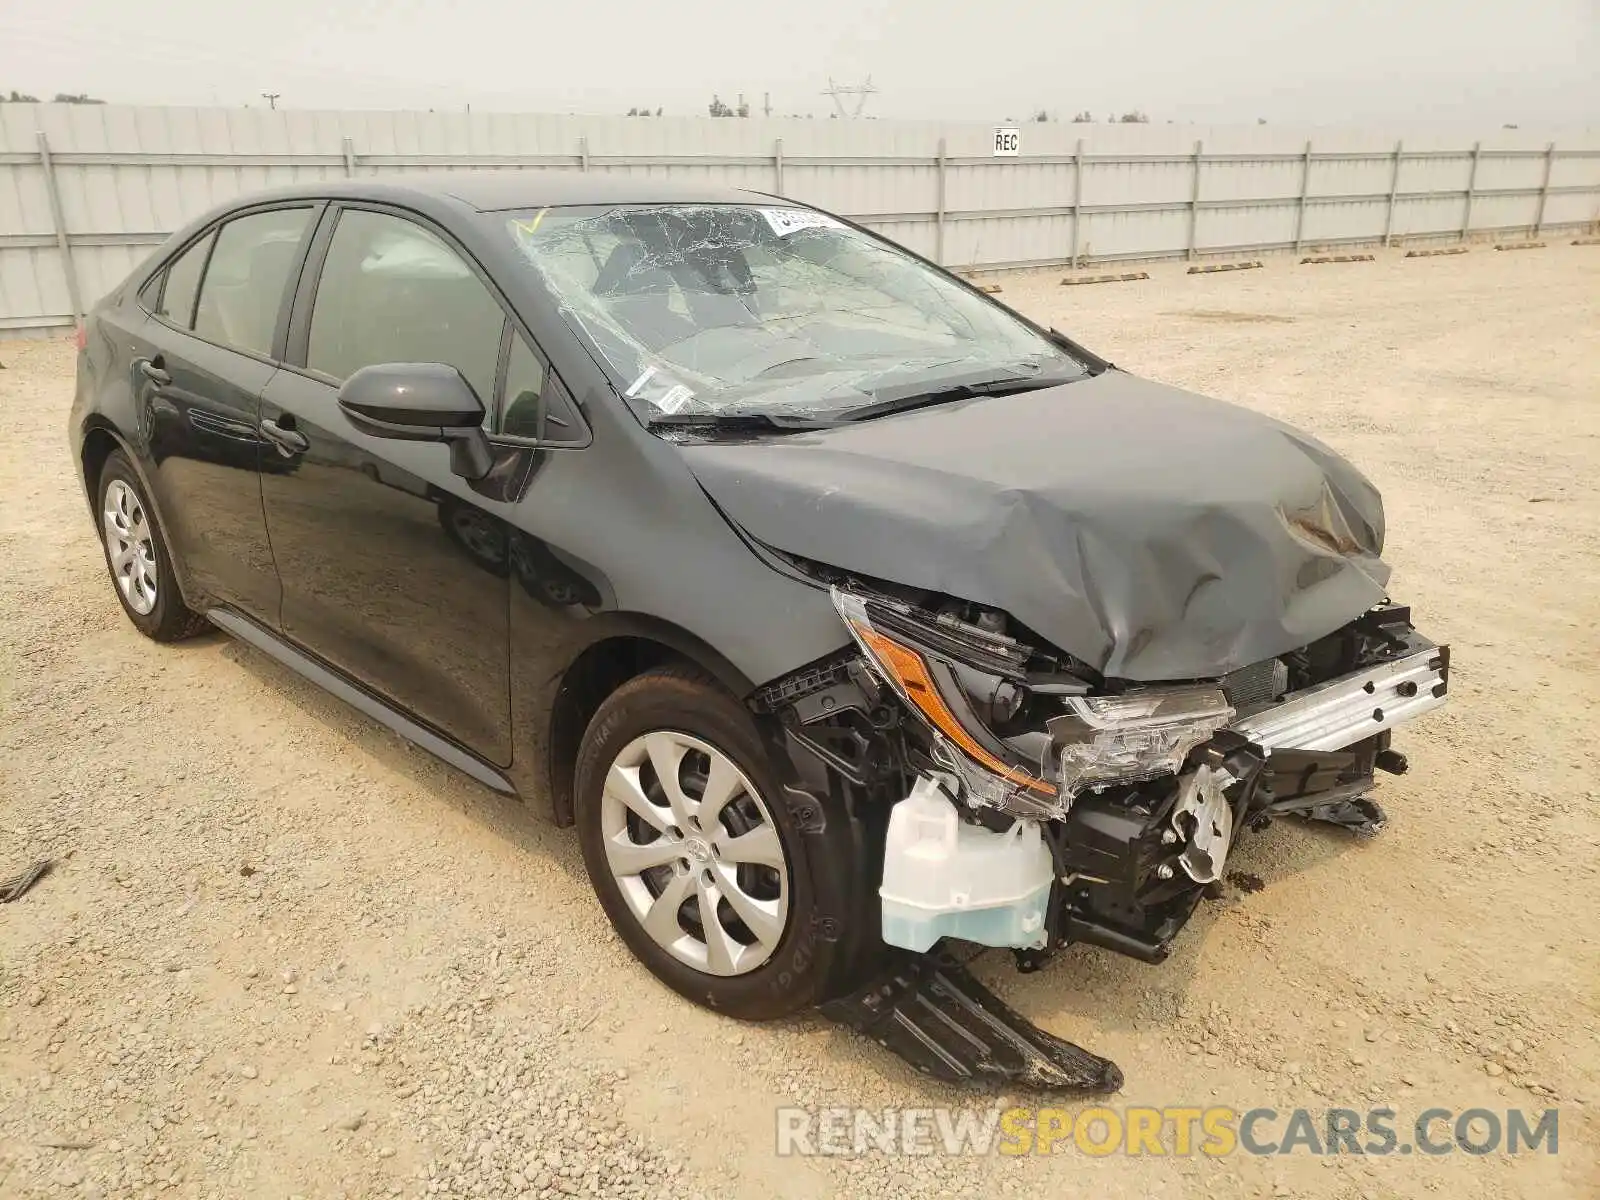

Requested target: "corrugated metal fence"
[{"left": 3, "top": 105, "right": 1598, "bottom": 337}]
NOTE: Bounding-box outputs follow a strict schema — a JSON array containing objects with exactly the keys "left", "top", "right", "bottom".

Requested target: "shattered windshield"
[{"left": 502, "top": 204, "right": 1085, "bottom": 423}]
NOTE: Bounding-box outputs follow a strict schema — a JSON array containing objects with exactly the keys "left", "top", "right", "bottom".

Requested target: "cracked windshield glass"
[{"left": 504, "top": 204, "right": 1085, "bottom": 423}]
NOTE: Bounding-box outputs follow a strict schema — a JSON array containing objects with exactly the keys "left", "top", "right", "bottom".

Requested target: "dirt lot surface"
[{"left": 2, "top": 244, "right": 1597, "bottom": 1199}]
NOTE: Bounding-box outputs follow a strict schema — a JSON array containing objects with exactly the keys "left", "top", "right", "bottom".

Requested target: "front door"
[{"left": 258, "top": 206, "right": 514, "bottom": 763}]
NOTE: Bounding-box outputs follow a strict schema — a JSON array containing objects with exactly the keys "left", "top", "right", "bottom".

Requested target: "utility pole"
[
  {"left": 764, "top": 91, "right": 772, "bottom": 118},
  {"left": 822, "top": 77, "right": 877, "bottom": 118},
  {"left": 261, "top": 92, "right": 280, "bottom": 110}
]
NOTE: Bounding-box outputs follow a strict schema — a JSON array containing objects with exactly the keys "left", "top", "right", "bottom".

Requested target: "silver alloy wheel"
[
  {"left": 600, "top": 731, "right": 790, "bottom": 977},
  {"left": 102, "top": 479, "right": 158, "bottom": 615}
]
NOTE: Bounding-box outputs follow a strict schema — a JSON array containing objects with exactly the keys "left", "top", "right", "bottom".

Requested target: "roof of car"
[{"left": 247, "top": 170, "right": 779, "bottom": 213}]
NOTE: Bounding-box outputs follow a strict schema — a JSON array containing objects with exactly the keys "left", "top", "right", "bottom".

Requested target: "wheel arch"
[
  {"left": 77, "top": 419, "right": 196, "bottom": 604},
  {"left": 542, "top": 616, "right": 759, "bottom": 828},
  {"left": 78, "top": 419, "right": 128, "bottom": 516}
]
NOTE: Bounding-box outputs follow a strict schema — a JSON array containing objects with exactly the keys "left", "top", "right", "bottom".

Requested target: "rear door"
[
  {"left": 129, "top": 204, "right": 319, "bottom": 623},
  {"left": 259, "top": 204, "right": 514, "bottom": 762}
]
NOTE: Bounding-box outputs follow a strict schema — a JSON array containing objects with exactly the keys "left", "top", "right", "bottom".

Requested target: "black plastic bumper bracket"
[
  {"left": 820, "top": 951, "right": 1123, "bottom": 1095},
  {"left": 1302, "top": 795, "right": 1388, "bottom": 837}
]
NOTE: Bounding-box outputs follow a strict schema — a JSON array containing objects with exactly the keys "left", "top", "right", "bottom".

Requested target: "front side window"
[
  {"left": 149, "top": 231, "right": 215, "bottom": 329},
  {"left": 501, "top": 335, "right": 546, "bottom": 438},
  {"left": 307, "top": 209, "right": 505, "bottom": 414},
  {"left": 502, "top": 204, "right": 1085, "bottom": 423},
  {"left": 193, "top": 208, "right": 313, "bottom": 356}
]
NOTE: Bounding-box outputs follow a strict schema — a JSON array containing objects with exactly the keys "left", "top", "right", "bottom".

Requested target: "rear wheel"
[
  {"left": 574, "top": 664, "right": 855, "bottom": 1019},
  {"left": 95, "top": 452, "right": 208, "bottom": 642}
]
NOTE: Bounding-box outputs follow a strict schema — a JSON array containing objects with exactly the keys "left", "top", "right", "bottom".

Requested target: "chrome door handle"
[{"left": 260, "top": 416, "right": 309, "bottom": 456}]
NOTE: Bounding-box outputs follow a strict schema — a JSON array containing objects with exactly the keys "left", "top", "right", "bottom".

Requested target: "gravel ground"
[{"left": 2, "top": 243, "right": 1598, "bottom": 1199}]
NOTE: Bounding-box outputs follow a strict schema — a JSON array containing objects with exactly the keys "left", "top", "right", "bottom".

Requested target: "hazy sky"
[{"left": 2, "top": 0, "right": 1596, "bottom": 126}]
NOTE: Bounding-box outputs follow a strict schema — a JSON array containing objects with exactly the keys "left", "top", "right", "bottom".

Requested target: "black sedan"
[{"left": 70, "top": 172, "right": 1447, "bottom": 1090}]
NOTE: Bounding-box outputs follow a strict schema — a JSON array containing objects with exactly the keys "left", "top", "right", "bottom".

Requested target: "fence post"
[
  {"left": 774, "top": 137, "right": 784, "bottom": 195},
  {"left": 1071, "top": 137, "right": 1085, "bottom": 270},
  {"left": 935, "top": 137, "right": 947, "bottom": 266},
  {"left": 1186, "top": 139, "right": 1203, "bottom": 262},
  {"left": 1533, "top": 141, "right": 1555, "bottom": 238},
  {"left": 341, "top": 136, "right": 356, "bottom": 177},
  {"left": 1383, "top": 139, "right": 1403, "bottom": 247},
  {"left": 1292, "top": 139, "right": 1313, "bottom": 254},
  {"left": 579, "top": 136, "right": 590, "bottom": 172},
  {"left": 1461, "top": 140, "right": 1481, "bottom": 242},
  {"left": 36, "top": 131, "right": 84, "bottom": 330}
]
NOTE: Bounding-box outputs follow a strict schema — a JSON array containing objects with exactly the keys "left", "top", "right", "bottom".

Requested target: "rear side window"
[
  {"left": 306, "top": 209, "right": 505, "bottom": 411},
  {"left": 148, "top": 231, "right": 214, "bottom": 328},
  {"left": 193, "top": 208, "right": 314, "bottom": 357}
]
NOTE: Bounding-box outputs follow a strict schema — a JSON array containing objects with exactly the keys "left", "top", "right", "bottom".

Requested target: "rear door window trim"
[
  {"left": 137, "top": 200, "right": 326, "bottom": 366},
  {"left": 140, "top": 227, "right": 217, "bottom": 330}
]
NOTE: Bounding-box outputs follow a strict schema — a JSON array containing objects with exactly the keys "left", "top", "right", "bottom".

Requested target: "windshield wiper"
[
  {"left": 647, "top": 411, "right": 834, "bottom": 433},
  {"left": 836, "top": 371, "right": 1080, "bottom": 424}
]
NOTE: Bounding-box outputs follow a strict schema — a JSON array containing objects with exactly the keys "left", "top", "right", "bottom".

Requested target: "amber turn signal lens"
[{"left": 849, "top": 620, "right": 1055, "bottom": 796}]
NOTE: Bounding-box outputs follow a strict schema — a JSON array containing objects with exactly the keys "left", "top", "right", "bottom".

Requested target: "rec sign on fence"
[{"left": 993, "top": 127, "right": 1021, "bottom": 157}]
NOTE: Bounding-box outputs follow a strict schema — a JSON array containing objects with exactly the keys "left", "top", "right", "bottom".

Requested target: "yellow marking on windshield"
[{"left": 510, "top": 209, "right": 550, "bottom": 237}]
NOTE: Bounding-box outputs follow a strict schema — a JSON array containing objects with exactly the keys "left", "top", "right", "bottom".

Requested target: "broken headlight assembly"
[
  {"left": 832, "top": 588, "right": 1233, "bottom": 819},
  {"left": 1047, "top": 689, "right": 1234, "bottom": 798}
]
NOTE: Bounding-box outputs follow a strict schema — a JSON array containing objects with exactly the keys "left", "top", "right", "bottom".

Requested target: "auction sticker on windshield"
[
  {"left": 762, "top": 209, "right": 843, "bottom": 237},
  {"left": 655, "top": 385, "right": 695, "bottom": 414}
]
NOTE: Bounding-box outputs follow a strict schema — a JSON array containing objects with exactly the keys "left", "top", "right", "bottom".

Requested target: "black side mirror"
[{"left": 337, "top": 363, "right": 493, "bottom": 480}]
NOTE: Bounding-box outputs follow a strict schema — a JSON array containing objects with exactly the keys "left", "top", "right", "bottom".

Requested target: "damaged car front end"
[
  {"left": 752, "top": 586, "right": 1447, "bottom": 1091},
  {"left": 826, "top": 589, "right": 1442, "bottom": 958}
]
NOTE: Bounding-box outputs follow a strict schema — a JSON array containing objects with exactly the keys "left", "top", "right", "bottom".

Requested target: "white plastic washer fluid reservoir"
[{"left": 879, "top": 775, "right": 1054, "bottom": 953}]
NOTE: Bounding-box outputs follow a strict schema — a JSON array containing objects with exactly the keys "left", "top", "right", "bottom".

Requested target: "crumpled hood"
[{"left": 680, "top": 370, "right": 1391, "bottom": 681}]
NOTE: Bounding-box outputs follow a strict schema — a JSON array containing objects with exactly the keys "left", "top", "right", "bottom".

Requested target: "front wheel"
[{"left": 574, "top": 664, "right": 856, "bottom": 1020}]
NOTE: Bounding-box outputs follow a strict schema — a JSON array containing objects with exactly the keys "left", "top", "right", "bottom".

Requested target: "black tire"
[
  {"left": 575, "top": 664, "right": 860, "bottom": 1020},
  {"left": 95, "top": 451, "right": 208, "bottom": 642}
]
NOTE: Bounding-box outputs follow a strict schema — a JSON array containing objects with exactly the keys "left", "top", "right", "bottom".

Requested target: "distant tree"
[
  {"left": 53, "top": 92, "right": 105, "bottom": 104},
  {"left": 709, "top": 94, "right": 734, "bottom": 118},
  {"left": 736, "top": 98, "right": 750, "bottom": 118},
  {"left": 1257, "top": 117, "right": 1268, "bottom": 124},
  {"left": 1502, "top": 123, "right": 1519, "bottom": 129},
  {"left": 1117, "top": 110, "right": 1150, "bottom": 123},
  {"left": 656, "top": 107, "right": 663, "bottom": 117},
  {"left": 2, "top": 89, "right": 41, "bottom": 102},
  {"left": 1032, "top": 109, "right": 1050, "bottom": 122},
  {"left": 1070, "top": 110, "right": 1093, "bottom": 123}
]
